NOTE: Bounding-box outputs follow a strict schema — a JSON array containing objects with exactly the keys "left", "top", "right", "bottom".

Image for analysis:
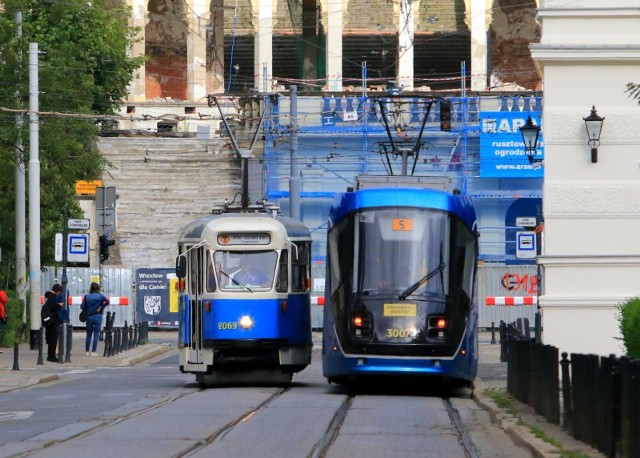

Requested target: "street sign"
[
  {"left": 516, "top": 216, "right": 537, "bottom": 227},
  {"left": 68, "top": 218, "right": 90, "bottom": 230},
  {"left": 75, "top": 180, "right": 103, "bottom": 195},
  {"left": 55, "top": 233, "right": 63, "bottom": 262},
  {"left": 516, "top": 231, "right": 537, "bottom": 259},
  {"left": 67, "top": 233, "right": 90, "bottom": 263}
]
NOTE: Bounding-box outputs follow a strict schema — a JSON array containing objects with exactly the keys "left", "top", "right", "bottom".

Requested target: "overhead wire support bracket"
[{"left": 368, "top": 94, "right": 435, "bottom": 176}]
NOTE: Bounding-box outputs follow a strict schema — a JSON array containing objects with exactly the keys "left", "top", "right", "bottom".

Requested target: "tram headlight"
[{"left": 239, "top": 315, "right": 254, "bottom": 329}]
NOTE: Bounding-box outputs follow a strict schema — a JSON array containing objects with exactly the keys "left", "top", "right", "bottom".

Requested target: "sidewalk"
[
  {"left": 474, "top": 333, "right": 605, "bottom": 458},
  {"left": 0, "top": 330, "right": 173, "bottom": 394}
]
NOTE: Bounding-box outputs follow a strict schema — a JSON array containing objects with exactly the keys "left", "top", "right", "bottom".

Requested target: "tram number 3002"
[
  {"left": 386, "top": 328, "right": 414, "bottom": 338},
  {"left": 218, "top": 322, "right": 238, "bottom": 330}
]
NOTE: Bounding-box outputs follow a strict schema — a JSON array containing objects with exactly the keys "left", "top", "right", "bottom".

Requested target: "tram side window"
[
  {"left": 206, "top": 254, "right": 217, "bottom": 292},
  {"left": 276, "top": 250, "right": 288, "bottom": 293},
  {"left": 292, "top": 242, "right": 310, "bottom": 292}
]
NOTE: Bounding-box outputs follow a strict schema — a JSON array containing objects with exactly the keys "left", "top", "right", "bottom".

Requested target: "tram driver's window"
[
  {"left": 292, "top": 243, "right": 310, "bottom": 292},
  {"left": 276, "top": 250, "right": 288, "bottom": 293}
]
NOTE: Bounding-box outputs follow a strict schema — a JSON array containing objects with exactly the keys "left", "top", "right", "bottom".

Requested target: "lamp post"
[
  {"left": 520, "top": 115, "right": 541, "bottom": 164},
  {"left": 583, "top": 106, "right": 604, "bottom": 163}
]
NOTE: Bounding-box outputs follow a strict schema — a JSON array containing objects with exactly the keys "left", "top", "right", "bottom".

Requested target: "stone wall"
[{"left": 98, "top": 137, "right": 239, "bottom": 270}]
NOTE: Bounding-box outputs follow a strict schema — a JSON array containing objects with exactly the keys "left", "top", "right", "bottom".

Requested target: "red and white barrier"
[
  {"left": 40, "top": 296, "right": 129, "bottom": 306},
  {"left": 310, "top": 296, "right": 325, "bottom": 306},
  {"left": 485, "top": 296, "right": 537, "bottom": 306}
]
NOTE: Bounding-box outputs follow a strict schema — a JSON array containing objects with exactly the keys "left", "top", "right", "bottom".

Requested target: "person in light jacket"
[{"left": 81, "top": 282, "right": 109, "bottom": 356}]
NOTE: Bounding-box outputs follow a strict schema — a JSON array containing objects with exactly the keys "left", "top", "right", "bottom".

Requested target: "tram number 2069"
[{"left": 218, "top": 322, "right": 238, "bottom": 330}]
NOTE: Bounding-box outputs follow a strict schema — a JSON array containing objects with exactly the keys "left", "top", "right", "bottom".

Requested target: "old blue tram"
[{"left": 176, "top": 206, "right": 313, "bottom": 384}]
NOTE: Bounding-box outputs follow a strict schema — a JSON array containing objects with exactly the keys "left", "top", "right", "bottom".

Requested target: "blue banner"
[
  {"left": 479, "top": 111, "right": 544, "bottom": 178},
  {"left": 135, "top": 268, "right": 179, "bottom": 328}
]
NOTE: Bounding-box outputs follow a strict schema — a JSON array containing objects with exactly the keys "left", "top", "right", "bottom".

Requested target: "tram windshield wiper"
[
  {"left": 219, "top": 269, "right": 253, "bottom": 293},
  {"left": 398, "top": 262, "right": 446, "bottom": 300}
]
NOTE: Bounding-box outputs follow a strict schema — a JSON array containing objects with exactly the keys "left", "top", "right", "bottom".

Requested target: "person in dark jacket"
[
  {"left": 81, "top": 282, "right": 109, "bottom": 356},
  {"left": 42, "top": 284, "right": 62, "bottom": 362}
]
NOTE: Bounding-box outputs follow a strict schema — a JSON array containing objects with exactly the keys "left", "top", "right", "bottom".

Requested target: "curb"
[
  {"left": 117, "top": 343, "right": 173, "bottom": 367},
  {"left": 472, "top": 391, "right": 561, "bottom": 458}
]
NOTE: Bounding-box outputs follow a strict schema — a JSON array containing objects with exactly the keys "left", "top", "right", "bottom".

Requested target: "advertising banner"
[
  {"left": 135, "top": 268, "right": 179, "bottom": 328},
  {"left": 479, "top": 111, "right": 544, "bottom": 178}
]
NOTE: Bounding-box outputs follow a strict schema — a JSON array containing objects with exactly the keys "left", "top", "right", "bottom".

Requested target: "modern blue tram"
[
  {"left": 322, "top": 184, "right": 480, "bottom": 388},
  {"left": 175, "top": 207, "right": 313, "bottom": 384}
]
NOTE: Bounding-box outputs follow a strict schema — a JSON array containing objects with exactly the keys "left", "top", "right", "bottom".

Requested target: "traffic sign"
[
  {"left": 68, "top": 218, "right": 90, "bottom": 230},
  {"left": 516, "top": 217, "right": 536, "bottom": 228},
  {"left": 516, "top": 231, "right": 537, "bottom": 259},
  {"left": 67, "top": 234, "right": 90, "bottom": 263},
  {"left": 55, "top": 233, "right": 63, "bottom": 262}
]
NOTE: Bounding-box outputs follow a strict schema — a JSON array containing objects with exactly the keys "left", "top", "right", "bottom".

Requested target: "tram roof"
[
  {"left": 328, "top": 187, "right": 477, "bottom": 231},
  {"left": 179, "top": 212, "right": 311, "bottom": 241}
]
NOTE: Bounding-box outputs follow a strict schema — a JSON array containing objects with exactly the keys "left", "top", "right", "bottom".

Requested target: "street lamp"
[
  {"left": 520, "top": 115, "right": 541, "bottom": 164},
  {"left": 583, "top": 106, "right": 605, "bottom": 163}
]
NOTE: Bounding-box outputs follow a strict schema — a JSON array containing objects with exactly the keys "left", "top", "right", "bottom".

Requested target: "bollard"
[
  {"left": 499, "top": 321, "right": 507, "bottom": 362},
  {"left": 57, "top": 322, "right": 65, "bottom": 364},
  {"left": 133, "top": 323, "right": 138, "bottom": 347},
  {"left": 122, "top": 321, "right": 129, "bottom": 351},
  {"left": 36, "top": 327, "right": 44, "bottom": 365},
  {"left": 560, "top": 352, "right": 572, "bottom": 431},
  {"left": 534, "top": 312, "right": 542, "bottom": 343},
  {"left": 490, "top": 321, "right": 496, "bottom": 345},
  {"left": 12, "top": 342, "right": 19, "bottom": 371},
  {"left": 142, "top": 322, "right": 149, "bottom": 344},
  {"left": 64, "top": 323, "right": 72, "bottom": 363}
]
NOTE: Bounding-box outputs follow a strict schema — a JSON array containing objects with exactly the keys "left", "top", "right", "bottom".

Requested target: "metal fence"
[
  {"left": 42, "top": 267, "right": 135, "bottom": 328},
  {"left": 505, "top": 332, "right": 640, "bottom": 458},
  {"left": 477, "top": 265, "right": 539, "bottom": 328}
]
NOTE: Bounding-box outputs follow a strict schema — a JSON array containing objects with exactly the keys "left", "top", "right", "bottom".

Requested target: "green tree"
[
  {"left": 618, "top": 297, "right": 640, "bottom": 359},
  {"left": 0, "top": 0, "right": 144, "bottom": 288}
]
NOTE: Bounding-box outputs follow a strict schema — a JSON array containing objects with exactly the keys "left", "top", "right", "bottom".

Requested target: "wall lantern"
[
  {"left": 519, "top": 115, "right": 541, "bottom": 164},
  {"left": 583, "top": 106, "right": 605, "bottom": 163}
]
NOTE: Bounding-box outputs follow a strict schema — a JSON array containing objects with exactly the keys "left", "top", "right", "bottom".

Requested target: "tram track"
[
  {"left": 176, "top": 388, "right": 288, "bottom": 458},
  {"left": 444, "top": 397, "right": 480, "bottom": 458},
  {"left": 7, "top": 387, "right": 200, "bottom": 458},
  {"left": 307, "top": 395, "right": 354, "bottom": 458}
]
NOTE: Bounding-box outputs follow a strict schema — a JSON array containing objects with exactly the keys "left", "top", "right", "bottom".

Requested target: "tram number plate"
[
  {"left": 218, "top": 322, "right": 238, "bottom": 330},
  {"left": 386, "top": 328, "right": 415, "bottom": 338},
  {"left": 384, "top": 303, "right": 416, "bottom": 317}
]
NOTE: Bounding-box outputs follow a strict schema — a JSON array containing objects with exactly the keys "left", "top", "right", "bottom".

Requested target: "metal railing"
[{"left": 504, "top": 328, "right": 640, "bottom": 457}]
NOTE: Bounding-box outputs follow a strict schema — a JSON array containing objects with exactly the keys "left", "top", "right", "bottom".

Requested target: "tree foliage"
[
  {"left": 0, "top": 0, "right": 144, "bottom": 288},
  {"left": 618, "top": 297, "right": 640, "bottom": 359},
  {"left": 627, "top": 82, "right": 640, "bottom": 104}
]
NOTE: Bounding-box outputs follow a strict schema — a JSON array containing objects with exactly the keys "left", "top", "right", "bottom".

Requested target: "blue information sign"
[
  {"left": 479, "top": 111, "right": 544, "bottom": 178},
  {"left": 135, "top": 268, "right": 178, "bottom": 328}
]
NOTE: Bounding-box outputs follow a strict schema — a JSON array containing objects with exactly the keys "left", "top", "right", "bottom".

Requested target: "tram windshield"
[
  {"left": 213, "top": 250, "right": 278, "bottom": 291},
  {"left": 354, "top": 208, "right": 450, "bottom": 297}
]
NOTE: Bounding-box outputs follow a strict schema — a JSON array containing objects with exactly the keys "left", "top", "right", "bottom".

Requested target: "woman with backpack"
[
  {"left": 81, "top": 282, "right": 109, "bottom": 356},
  {"left": 42, "top": 284, "right": 62, "bottom": 362}
]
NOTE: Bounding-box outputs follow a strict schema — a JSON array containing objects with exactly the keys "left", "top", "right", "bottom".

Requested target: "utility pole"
[
  {"left": 289, "top": 85, "right": 300, "bottom": 220},
  {"left": 59, "top": 209, "right": 70, "bottom": 363},
  {"left": 28, "top": 43, "right": 41, "bottom": 348},
  {"left": 15, "top": 12, "right": 28, "bottom": 326}
]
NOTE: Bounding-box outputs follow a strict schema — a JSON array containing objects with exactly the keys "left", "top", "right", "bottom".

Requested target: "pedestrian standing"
[
  {"left": 42, "top": 284, "right": 62, "bottom": 362},
  {"left": 81, "top": 282, "right": 109, "bottom": 356}
]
